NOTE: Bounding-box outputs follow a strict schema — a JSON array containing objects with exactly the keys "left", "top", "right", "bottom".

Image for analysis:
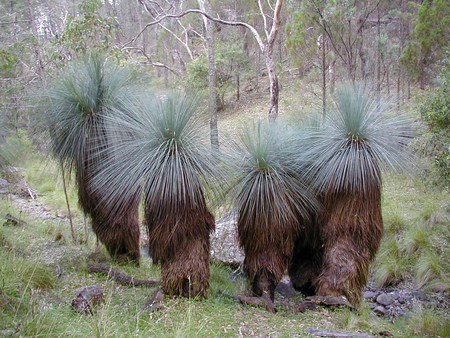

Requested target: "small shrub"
[{"left": 418, "top": 69, "right": 450, "bottom": 187}]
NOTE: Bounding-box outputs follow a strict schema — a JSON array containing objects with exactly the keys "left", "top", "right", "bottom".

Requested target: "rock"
[
  {"left": 307, "top": 328, "right": 370, "bottom": 338},
  {"left": 388, "top": 291, "right": 400, "bottom": 300},
  {"left": 0, "top": 178, "right": 9, "bottom": 187},
  {"left": 374, "top": 305, "right": 387, "bottom": 316},
  {"left": 376, "top": 293, "right": 394, "bottom": 306},
  {"left": 0, "top": 177, "right": 10, "bottom": 194},
  {"left": 71, "top": 285, "right": 104, "bottom": 314},
  {"left": 363, "top": 291, "right": 378, "bottom": 300},
  {"left": 412, "top": 290, "right": 428, "bottom": 301},
  {"left": 210, "top": 211, "right": 244, "bottom": 265},
  {"left": 368, "top": 302, "right": 377, "bottom": 309},
  {"left": 3, "top": 166, "right": 36, "bottom": 199}
]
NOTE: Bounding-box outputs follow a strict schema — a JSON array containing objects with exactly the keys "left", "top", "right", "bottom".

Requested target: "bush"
[{"left": 419, "top": 69, "right": 450, "bottom": 187}]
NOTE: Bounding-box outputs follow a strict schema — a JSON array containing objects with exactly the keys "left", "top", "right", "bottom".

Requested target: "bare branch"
[
  {"left": 128, "top": 9, "right": 264, "bottom": 52},
  {"left": 122, "top": 46, "right": 181, "bottom": 76},
  {"left": 258, "top": 0, "right": 269, "bottom": 39},
  {"left": 267, "top": 0, "right": 284, "bottom": 46}
]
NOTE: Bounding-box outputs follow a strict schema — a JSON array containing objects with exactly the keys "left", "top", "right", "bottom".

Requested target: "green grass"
[
  {"left": 1, "top": 169, "right": 449, "bottom": 337},
  {"left": 1, "top": 86, "right": 448, "bottom": 337},
  {"left": 374, "top": 174, "right": 450, "bottom": 292}
]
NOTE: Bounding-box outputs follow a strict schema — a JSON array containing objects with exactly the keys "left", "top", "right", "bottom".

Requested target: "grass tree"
[
  {"left": 45, "top": 54, "right": 146, "bottom": 263},
  {"left": 91, "top": 92, "right": 223, "bottom": 297},
  {"left": 295, "top": 84, "right": 413, "bottom": 306},
  {"left": 229, "top": 120, "right": 316, "bottom": 311}
]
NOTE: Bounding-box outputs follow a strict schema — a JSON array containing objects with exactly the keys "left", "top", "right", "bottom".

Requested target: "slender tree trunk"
[
  {"left": 61, "top": 162, "right": 76, "bottom": 242},
  {"left": 376, "top": 8, "right": 381, "bottom": 108},
  {"left": 256, "top": 49, "right": 261, "bottom": 92},
  {"left": 26, "top": 0, "right": 46, "bottom": 84},
  {"left": 236, "top": 72, "right": 240, "bottom": 101},
  {"left": 329, "top": 56, "right": 336, "bottom": 95},
  {"left": 321, "top": 35, "right": 327, "bottom": 122},
  {"left": 199, "top": 0, "right": 219, "bottom": 150},
  {"left": 265, "top": 45, "right": 279, "bottom": 120},
  {"left": 386, "top": 64, "right": 390, "bottom": 97}
]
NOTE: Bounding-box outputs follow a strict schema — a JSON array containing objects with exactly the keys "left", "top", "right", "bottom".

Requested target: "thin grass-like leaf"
[
  {"left": 91, "top": 91, "right": 226, "bottom": 220},
  {"left": 299, "top": 84, "right": 414, "bottom": 194},
  {"left": 231, "top": 120, "right": 317, "bottom": 232}
]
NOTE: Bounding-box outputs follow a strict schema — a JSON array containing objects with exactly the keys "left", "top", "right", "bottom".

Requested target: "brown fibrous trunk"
[
  {"left": 145, "top": 190, "right": 215, "bottom": 298},
  {"left": 237, "top": 180, "right": 307, "bottom": 301},
  {"left": 315, "top": 187, "right": 383, "bottom": 306}
]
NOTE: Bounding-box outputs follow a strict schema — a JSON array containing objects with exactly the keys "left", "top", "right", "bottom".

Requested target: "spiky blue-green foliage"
[
  {"left": 231, "top": 120, "right": 316, "bottom": 229},
  {"left": 300, "top": 84, "right": 414, "bottom": 194},
  {"left": 45, "top": 54, "right": 148, "bottom": 176},
  {"left": 227, "top": 119, "right": 317, "bottom": 300},
  {"left": 91, "top": 91, "right": 225, "bottom": 218}
]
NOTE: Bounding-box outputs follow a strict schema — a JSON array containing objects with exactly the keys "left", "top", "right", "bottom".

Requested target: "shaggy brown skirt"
[{"left": 315, "top": 191, "right": 383, "bottom": 306}]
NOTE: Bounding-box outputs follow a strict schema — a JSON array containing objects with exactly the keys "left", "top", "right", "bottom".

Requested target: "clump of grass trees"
[
  {"left": 45, "top": 55, "right": 416, "bottom": 310},
  {"left": 44, "top": 54, "right": 148, "bottom": 264},
  {"left": 228, "top": 84, "right": 413, "bottom": 310}
]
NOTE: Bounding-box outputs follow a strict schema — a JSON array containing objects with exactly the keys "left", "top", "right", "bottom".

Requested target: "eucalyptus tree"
[
  {"left": 91, "top": 92, "right": 224, "bottom": 297},
  {"left": 294, "top": 84, "right": 413, "bottom": 306},
  {"left": 228, "top": 120, "right": 317, "bottom": 312},
  {"left": 45, "top": 54, "right": 147, "bottom": 263},
  {"left": 0, "top": 112, "right": 11, "bottom": 170}
]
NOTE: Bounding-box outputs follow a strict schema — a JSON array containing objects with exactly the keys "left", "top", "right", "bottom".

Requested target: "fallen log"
[{"left": 136, "top": 288, "right": 165, "bottom": 316}]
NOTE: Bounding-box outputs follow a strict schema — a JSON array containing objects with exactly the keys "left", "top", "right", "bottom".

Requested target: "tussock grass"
[{"left": 374, "top": 174, "right": 449, "bottom": 292}]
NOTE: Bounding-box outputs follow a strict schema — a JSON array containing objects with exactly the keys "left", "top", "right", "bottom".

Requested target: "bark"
[
  {"left": 60, "top": 162, "right": 75, "bottom": 242},
  {"left": 321, "top": 34, "right": 327, "bottom": 121},
  {"left": 26, "top": 0, "right": 46, "bottom": 84},
  {"left": 377, "top": 8, "right": 381, "bottom": 106},
  {"left": 329, "top": 57, "right": 336, "bottom": 95},
  {"left": 198, "top": 0, "right": 219, "bottom": 150},
  {"left": 265, "top": 47, "right": 279, "bottom": 120}
]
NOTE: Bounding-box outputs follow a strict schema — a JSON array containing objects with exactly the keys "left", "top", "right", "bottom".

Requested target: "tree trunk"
[
  {"left": 199, "top": 0, "right": 219, "bottom": 150},
  {"left": 321, "top": 35, "right": 327, "bottom": 122},
  {"left": 265, "top": 45, "right": 279, "bottom": 120},
  {"left": 236, "top": 72, "right": 240, "bottom": 101},
  {"left": 329, "top": 56, "right": 336, "bottom": 95},
  {"left": 376, "top": 8, "right": 381, "bottom": 108}
]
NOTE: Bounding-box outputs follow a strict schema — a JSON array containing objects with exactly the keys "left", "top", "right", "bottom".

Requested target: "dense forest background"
[{"left": 1, "top": 0, "right": 448, "bottom": 134}]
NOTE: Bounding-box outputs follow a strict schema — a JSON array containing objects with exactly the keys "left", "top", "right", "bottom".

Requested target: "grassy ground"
[
  {"left": 0, "top": 179, "right": 448, "bottom": 337},
  {"left": 1, "top": 83, "right": 449, "bottom": 337}
]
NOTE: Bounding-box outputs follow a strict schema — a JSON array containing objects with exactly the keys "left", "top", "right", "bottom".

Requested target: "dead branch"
[
  {"left": 87, "top": 264, "right": 159, "bottom": 287},
  {"left": 122, "top": 46, "right": 181, "bottom": 75},
  {"left": 135, "top": 288, "right": 164, "bottom": 316},
  {"left": 218, "top": 290, "right": 276, "bottom": 313},
  {"left": 4, "top": 213, "right": 28, "bottom": 226}
]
